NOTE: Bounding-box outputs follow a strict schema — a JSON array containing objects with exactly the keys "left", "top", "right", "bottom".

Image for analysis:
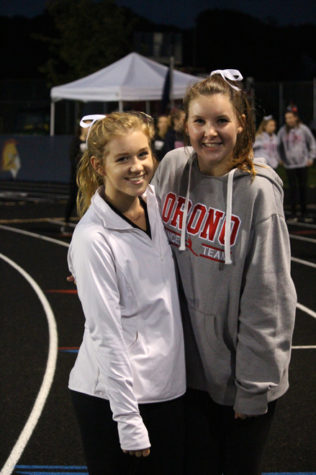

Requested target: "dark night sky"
[{"left": 0, "top": 0, "right": 315, "bottom": 27}]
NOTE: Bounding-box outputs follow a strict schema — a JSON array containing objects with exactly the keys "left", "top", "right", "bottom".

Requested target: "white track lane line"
[
  {"left": 0, "top": 253, "right": 58, "bottom": 475},
  {"left": 47, "top": 218, "right": 76, "bottom": 228},
  {"left": 291, "top": 256, "right": 316, "bottom": 269},
  {"left": 287, "top": 221, "right": 316, "bottom": 229},
  {"left": 1, "top": 223, "right": 315, "bottom": 318},
  {"left": 0, "top": 224, "right": 69, "bottom": 248},
  {"left": 290, "top": 234, "right": 316, "bottom": 244},
  {"left": 296, "top": 303, "right": 316, "bottom": 319},
  {"left": 292, "top": 345, "right": 316, "bottom": 349}
]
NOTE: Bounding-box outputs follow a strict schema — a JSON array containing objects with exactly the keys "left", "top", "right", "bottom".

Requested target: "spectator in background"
[
  {"left": 161, "top": 108, "right": 185, "bottom": 156},
  {"left": 153, "top": 114, "right": 170, "bottom": 161},
  {"left": 253, "top": 115, "right": 280, "bottom": 169},
  {"left": 61, "top": 121, "right": 90, "bottom": 234},
  {"left": 278, "top": 110, "right": 316, "bottom": 223}
]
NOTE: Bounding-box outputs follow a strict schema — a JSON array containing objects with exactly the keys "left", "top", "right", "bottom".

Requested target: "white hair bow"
[
  {"left": 263, "top": 115, "right": 273, "bottom": 121},
  {"left": 80, "top": 114, "right": 106, "bottom": 142},
  {"left": 210, "top": 69, "right": 243, "bottom": 91},
  {"left": 80, "top": 114, "right": 106, "bottom": 128}
]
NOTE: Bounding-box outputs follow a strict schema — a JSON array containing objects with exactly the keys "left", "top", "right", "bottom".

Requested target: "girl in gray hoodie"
[{"left": 153, "top": 70, "right": 297, "bottom": 475}]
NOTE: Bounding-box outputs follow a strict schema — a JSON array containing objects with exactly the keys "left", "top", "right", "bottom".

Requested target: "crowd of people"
[
  {"left": 63, "top": 70, "right": 315, "bottom": 474},
  {"left": 64, "top": 102, "right": 316, "bottom": 229},
  {"left": 253, "top": 107, "right": 316, "bottom": 223}
]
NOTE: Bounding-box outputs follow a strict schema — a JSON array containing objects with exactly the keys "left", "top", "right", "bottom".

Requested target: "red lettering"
[
  {"left": 187, "top": 204, "right": 206, "bottom": 235},
  {"left": 170, "top": 196, "right": 190, "bottom": 229},
  {"left": 200, "top": 209, "right": 224, "bottom": 241},
  {"left": 162, "top": 193, "right": 176, "bottom": 223},
  {"left": 218, "top": 216, "right": 241, "bottom": 245}
]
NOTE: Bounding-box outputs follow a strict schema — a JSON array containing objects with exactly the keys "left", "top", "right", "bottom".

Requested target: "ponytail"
[{"left": 76, "top": 150, "right": 103, "bottom": 217}]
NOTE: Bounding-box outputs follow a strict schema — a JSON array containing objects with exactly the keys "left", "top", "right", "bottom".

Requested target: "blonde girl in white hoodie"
[{"left": 68, "top": 112, "right": 186, "bottom": 475}]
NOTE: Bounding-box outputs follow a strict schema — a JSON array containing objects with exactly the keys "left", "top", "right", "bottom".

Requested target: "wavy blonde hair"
[
  {"left": 76, "top": 111, "right": 155, "bottom": 217},
  {"left": 183, "top": 74, "right": 256, "bottom": 176}
]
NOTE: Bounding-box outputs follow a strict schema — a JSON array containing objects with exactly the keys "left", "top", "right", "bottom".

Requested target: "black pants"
[
  {"left": 286, "top": 166, "right": 308, "bottom": 215},
  {"left": 70, "top": 390, "right": 185, "bottom": 475},
  {"left": 64, "top": 172, "right": 78, "bottom": 223},
  {"left": 184, "top": 389, "right": 276, "bottom": 475}
]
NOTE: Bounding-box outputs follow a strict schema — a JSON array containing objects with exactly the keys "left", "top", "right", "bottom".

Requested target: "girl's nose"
[
  {"left": 129, "top": 157, "right": 143, "bottom": 173},
  {"left": 204, "top": 123, "right": 218, "bottom": 137}
]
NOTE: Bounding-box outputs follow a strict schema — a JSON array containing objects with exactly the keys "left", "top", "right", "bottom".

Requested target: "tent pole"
[
  {"left": 170, "top": 56, "right": 174, "bottom": 108},
  {"left": 146, "top": 101, "right": 150, "bottom": 114},
  {"left": 119, "top": 101, "right": 123, "bottom": 112},
  {"left": 50, "top": 101, "right": 55, "bottom": 136}
]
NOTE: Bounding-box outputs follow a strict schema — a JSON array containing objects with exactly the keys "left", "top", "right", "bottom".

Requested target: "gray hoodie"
[
  {"left": 277, "top": 123, "right": 316, "bottom": 168},
  {"left": 152, "top": 147, "right": 297, "bottom": 416}
]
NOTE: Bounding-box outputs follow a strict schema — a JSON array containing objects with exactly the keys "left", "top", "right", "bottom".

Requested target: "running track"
[{"left": 0, "top": 195, "right": 315, "bottom": 474}]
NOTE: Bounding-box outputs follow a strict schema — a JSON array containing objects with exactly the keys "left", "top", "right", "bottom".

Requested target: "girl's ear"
[
  {"left": 238, "top": 114, "right": 246, "bottom": 134},
  {"left": 91, "top": 156, "right": 105, "bottom": 176}
]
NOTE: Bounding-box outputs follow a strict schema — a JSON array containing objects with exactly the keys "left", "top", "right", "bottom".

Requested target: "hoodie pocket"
[
  {"left": 189, "top": 305, "right": 234, "bottom": 387},
  {"left": 204, "top": 313, "right": 234, "bottom": 356}
]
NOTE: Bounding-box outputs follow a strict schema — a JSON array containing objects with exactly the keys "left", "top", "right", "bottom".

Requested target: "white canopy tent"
[{"left": 50, "top": 52, "right": 200, "bottom": 135}]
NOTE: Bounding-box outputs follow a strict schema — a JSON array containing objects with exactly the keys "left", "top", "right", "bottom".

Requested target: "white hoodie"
[
  {"left": 253, "top": 132, "right": 280, "bottom": 169},
  {"left": 67, "top": 185, "right": 186, "bottom": 451}
]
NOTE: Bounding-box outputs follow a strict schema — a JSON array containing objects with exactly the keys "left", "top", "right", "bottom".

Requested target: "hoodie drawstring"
[
  {"left": 179, "top": 160, "right": 192, "bottom": 251},
  {"left": 224, "top": 168, "right": 236, "bottom": 265},
  {"left": 179, "top": 160, "right": 236, "bottom": 265}
]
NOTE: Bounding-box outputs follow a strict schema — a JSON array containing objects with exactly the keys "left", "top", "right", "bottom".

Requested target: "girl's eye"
[
  {"left": 218, "top": 118, "right": 229, "bottom": 124},
  {"left": 117, "top": 156, "right": 129, "bottom": 162},
  {"left": 139, "top": 151, "right": 149, "bottom": 158},
  {"left": 194, "top": 118, "right": 204, "bottom": 124}
]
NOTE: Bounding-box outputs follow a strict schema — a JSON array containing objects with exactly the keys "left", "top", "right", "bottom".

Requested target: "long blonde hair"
[
  {"left": 76, "top": 112, "right": 155, "bottom": 217},
  {"left": 183, "top": 74, "right": 256, "bottom": 176}
]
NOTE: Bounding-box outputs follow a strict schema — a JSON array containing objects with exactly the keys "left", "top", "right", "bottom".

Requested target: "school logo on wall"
[
  {"left": 162, "top": 192, "right": 241, "bottom": 263},
  {"left": 1, "top": 139, "right": 21, "bottom": 178}
]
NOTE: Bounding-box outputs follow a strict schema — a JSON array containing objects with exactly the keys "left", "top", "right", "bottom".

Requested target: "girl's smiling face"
[
  {"left": 92, "top": 129, "right": 154, "bottom": 207},
  {"left": 265, "top": 120, "right": 276, "bottom": 135},
  {"left": 186, "top": 93, "right": 243, "bottom": 176}
]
